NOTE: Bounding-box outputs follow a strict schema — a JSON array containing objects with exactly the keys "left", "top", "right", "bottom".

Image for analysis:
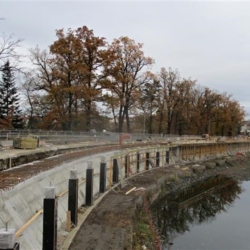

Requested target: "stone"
[
  {"left": 205, "top": 161, "right": 216, "bottom": 169},
  {"left": 45, "top": 187, "right": 56, "bottom": 199},
  {"left": 191, "top": 164, "right": 206, "bottom": 173},
  {"left": 215, "top": 159, "right": 225, "bottom": 166}
]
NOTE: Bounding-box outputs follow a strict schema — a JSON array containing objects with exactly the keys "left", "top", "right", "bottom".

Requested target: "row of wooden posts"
[
  {"left": 43, "top": 149, "right": 171, "bottom": 250},
  {"left": 0, "top": 148, "right": 171, "bottom": 250}
]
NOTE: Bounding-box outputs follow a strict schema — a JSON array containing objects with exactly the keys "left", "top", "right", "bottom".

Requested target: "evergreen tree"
[{"left": 0, "top": 61, "right": 24, "bottom": 129}]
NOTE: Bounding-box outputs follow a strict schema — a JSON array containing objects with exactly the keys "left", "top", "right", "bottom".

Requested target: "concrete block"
[
  {"left": 70, "top": 169, "right": 77, "bottom": 179},
  {"left": 45, "top": 187, "right": 56, "bottom": 199},
  {"left": 0, "top": 228, "right": 15, "bottom": 249},
  {"left": 87, "top": 160, "right": 93, "bottom": 169}
]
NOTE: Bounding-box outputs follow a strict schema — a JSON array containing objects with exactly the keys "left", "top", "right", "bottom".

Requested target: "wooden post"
[
  {"left": 145, "top": 152, "right": 150, "bottom": 170},
  {"left": 166, "top": 150, "right": 169, "bottom": 164},
  {"left": 66, "top": 211, "right": 71, "bottom": 232},
  {"left": 68, "top": 169, "right": 78, "bottom": 226},
  {"left": 156, "top": 151, "right": 160, "bottom": 167},
  {"left": 43, "top": 187, "right": 58, "bottom": 250},
  {"left": 125, "top": 154, "right": 130, "bottom": 178},
  {"left": 85, "top": 161, "right": 94, "bottom": 206},
  {"left": 99, "top": 156, "right": 106, "bottom": 193},
  {"left": 112, "top": 158, "right": 119, "bottom": 184},
  {"left": 136, "top": 151, "right": 140, "bottom": 173}
]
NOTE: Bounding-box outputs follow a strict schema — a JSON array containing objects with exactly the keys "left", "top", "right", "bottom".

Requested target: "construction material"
[
  {"left": 0, "top": 228, "right": 15, "bottom": 249},
  {"left": 66, "top": 211, "right": 71, "bottom": 232},
  {"left": 15, "top": 209, "right": 43, "bottom": 238},
  {"left": 13, "top": 135, "right": 39, "bottom": 149},
  {"left": 125, "top": 187, "right": 136, "bottom": 195}
]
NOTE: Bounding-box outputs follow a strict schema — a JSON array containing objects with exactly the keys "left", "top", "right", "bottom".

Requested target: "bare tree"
[{"left": 0, "top": 33, "right": 23, "bottom": 70}]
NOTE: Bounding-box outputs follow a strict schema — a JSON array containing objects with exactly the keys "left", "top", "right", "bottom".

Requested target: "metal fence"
[{"left": 0, "top": 129, "right": 244, "bottom": 145}]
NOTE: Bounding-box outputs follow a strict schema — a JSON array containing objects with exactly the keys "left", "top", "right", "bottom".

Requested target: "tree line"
[{"left": 0, "top": 26, "right": 246, "bottom": 135}]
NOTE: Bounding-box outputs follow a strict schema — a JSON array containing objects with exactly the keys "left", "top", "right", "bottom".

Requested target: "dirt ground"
[
  {"left": 68, "top": 170, "right": 168, "bottom": 250},
  {"left": 66, "top": 153, "right": 250, "bottom": 250}
]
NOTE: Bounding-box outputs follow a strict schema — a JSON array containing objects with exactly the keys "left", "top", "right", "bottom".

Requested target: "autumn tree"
[
  {"left": 226, "top": 100, "right": 245, "bottom": 136},
  {"left": 156, "top": 67, "right": 180, "bottom": 134},
  {"left": 202, "top": 88, "right": 219, "bottom": 134},
  {"left": 153, "top": 67, "right": 246, "bottom": 136},
  {"left": 71, "top": 26, "right": 112, "bottom": 131},
  {"left": 104, "top": 36, "right": 154, "bottom": 133},
  {"left": 30, "top": 26, "right": 111, "bottom": 131},
  {"left": 49, "top": 28, "right": 84, "bottom": 130},
  {"left": 186, "top": 86, "right": 245, "bottom": 136},
  {"left": 27, "top": 27, "right": 246, "bottom": 135},
  {"left": 50, "top": 26, "right": 111, "bottom": 130},
  {"left": 171, "top": 78, "right": 196, "bottom": 135},
  {"left": 137, "top": 76, "right": 160, "bottom": 134},
  {"left": 101, "top": 93, "right": 119, "bottom": 131},
  {"left": 213, "top": 93, "right": 245, "bottom": 136}
]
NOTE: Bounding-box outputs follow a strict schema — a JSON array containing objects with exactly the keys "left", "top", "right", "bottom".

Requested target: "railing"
[{"left": 0, "top": 129, "right": 248, "bottom": 145}]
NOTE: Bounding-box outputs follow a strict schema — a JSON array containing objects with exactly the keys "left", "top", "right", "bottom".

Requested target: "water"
[{"left": 151, "top": 175, "right": 250, "bottom": 250}]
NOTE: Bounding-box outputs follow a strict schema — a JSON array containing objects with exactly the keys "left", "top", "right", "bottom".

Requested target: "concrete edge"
[{"left": 0, "top": 141, "right": 114, "bottom": 160}]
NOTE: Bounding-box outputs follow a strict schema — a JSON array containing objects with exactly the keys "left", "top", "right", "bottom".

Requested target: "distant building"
[{"left": 240, "top": 120, "right": 250, "bottom": 135}]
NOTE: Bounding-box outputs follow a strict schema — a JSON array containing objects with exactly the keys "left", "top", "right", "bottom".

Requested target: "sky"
[{"left": 1, "top": 0, "right": 250, "bottom": 118}]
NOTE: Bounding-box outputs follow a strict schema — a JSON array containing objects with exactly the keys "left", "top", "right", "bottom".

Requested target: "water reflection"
[{"left": 151, "top": 175, "right": 243, "bottom": 249}]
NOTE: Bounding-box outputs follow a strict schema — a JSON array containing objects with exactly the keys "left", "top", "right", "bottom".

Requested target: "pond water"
[{"left": 151, "top": 175, "right": 250, "bottom": 250}]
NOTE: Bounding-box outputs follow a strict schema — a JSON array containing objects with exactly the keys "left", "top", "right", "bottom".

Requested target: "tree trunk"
[
  {"left": 158, "top": 108, "right": 164, "bottom": 134},
  {"left": 86, "top": 100, "right": 92, "bottom": 132},
  {"left": 149, "top": 114, "right": 153, "bottom": 134},
  {"left": 125, "top": 106, "right": 131, "bottom": 133},
  {"left": 118, "top": 105, "right": 125, "bottom": 133},
  {"left": 111, "top": 106, "right": 118, "bottom": 132},
  {"left": 167, "top": 108, "right": 172, "bottom": 134}
]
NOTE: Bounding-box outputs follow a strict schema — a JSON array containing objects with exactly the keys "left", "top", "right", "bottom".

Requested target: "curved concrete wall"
[
  {"left": 0, "top": 150, "right": 120, "bottom": 250},
  {"left": 1, "top": 141, "right": 249, "bottom": 250}
]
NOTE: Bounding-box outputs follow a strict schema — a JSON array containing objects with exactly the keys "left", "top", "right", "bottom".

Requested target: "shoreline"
[{"left": 67, "top": 152, "right": 250, "bottom": 250}]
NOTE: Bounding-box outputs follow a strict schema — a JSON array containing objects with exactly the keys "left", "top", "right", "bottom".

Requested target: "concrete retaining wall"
[
  {"left": 0, "top": 141, "right": 249, "bottom": 250},
  {"left": 0, "top": 150, "right": 119, "bottom": 250}
]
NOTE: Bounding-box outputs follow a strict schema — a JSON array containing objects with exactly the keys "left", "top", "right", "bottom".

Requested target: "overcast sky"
[{"left": 1, "top": 0, "right": 250, "bottom": 118}]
